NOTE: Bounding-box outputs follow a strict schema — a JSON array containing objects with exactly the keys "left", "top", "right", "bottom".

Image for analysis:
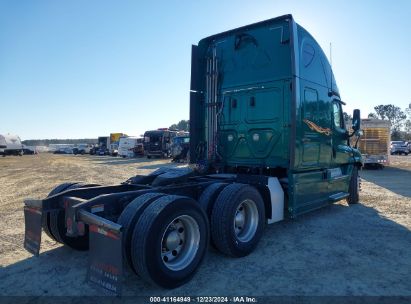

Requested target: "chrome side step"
[{"left": 329, "top": 192, "right": 349, "bottom": 202}]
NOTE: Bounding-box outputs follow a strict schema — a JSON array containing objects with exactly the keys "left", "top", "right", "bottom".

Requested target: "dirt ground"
[{"left": 0, "top": 154, "right": 410, "bottom": 296}]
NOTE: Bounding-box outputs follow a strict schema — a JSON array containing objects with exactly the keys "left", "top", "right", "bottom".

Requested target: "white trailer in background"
[
  {"left": 0, "top": 134, "right": 23, "bottom": 156},
  {"left": 118, "top": 136, "right": 142, "bottom": 158}
]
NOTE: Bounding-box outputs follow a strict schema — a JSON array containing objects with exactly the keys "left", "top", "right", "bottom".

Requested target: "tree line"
[
  {"left": 169, "top": 120, "right": 189, "bottom": 132},
  {"left": 21, "top": 121, "right": 191, "bottom": 147},
  {"left": 22, "top": 138, "right": 97, "bottom": 146}
]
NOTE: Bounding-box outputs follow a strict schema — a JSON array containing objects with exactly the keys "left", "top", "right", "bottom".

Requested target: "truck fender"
[
  {"left": 266, "top": 177, "right": 284, "bottom": 224},
  {"left": 349, "top": 147, "right": 363, "bottom": 167}
]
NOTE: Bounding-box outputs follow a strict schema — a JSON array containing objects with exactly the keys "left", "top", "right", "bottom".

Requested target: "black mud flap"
[
  {"left": 23, "top": 200, "right": 43, "bottom": 256},
  {"left": 88, "top": 224, "right": 123, "bottom": 295}
]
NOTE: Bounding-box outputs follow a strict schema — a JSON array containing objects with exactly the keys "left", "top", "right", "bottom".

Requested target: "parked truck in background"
[
  {"left": 23, "top": 15, "right": 363, "bottom": 295},
  {"left": 143, "top": 129, "right": 178, "bottom": 158},
  {"left": 90, "top": 136, "right": 110, "bottom": 155},
  {"left": 0, "top": 134, "right": 23, "bottom": 157},
  {"left": 171, "top": 133, "right": 190, "bottom": 162},
  {"left": 110, "top": 133, "right": 127, "bottom": 156},
  {"left": 132, "top": 138, "right": 144, "bottom": 156},
  {"left": 73, "top": 144, "right": 92, "bottom": 155},
  {"left": 118, "top": 136, "right": 144, "bottom": 158},
  {"left": 353, "top": 119, "right": 390, "bottom": 168}
]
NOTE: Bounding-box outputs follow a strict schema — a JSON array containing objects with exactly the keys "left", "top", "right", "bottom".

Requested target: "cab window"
[{"left": 333, "top": 102, "right": 344, "bottom": 129}]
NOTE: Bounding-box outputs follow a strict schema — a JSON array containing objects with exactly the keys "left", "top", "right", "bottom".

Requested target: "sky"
[{"left": 1, "top": 0, "right": 410, "bottom": 140}]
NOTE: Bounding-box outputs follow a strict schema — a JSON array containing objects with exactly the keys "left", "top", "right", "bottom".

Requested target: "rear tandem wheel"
[
  {"left": 43, "top": 182, "right": 98, "bottom": 250},
  {"left": 117, "top": 192, "right": 166, "bottom": 273},
  {"left": 211, "top": 183, "right": 266, "bottom": 258},
  {"left": 42, "top": 182, "right": 79, "bottom": 242},
  {"left": 130, "top": 195, "right": 209, "bottom": 288},
  {"left": 198, "top": 182, "right": 228, "bottom": 218}
]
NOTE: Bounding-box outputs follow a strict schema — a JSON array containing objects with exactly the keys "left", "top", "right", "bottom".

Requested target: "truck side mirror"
[{"left": 352, "top": 109, "right": 361, "bottom": 131}]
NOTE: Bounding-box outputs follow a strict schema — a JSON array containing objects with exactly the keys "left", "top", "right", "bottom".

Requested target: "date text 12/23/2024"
[{"left": 149, "top": 297, "right": 257, "bottom": 303}]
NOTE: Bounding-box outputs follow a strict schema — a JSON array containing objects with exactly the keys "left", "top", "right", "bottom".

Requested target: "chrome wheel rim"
[
  {"left": 161, "top": 215, "right": 200, "bottom": 271},
  {"left": 233, "top": 199, "right": 259, "bottom": 242}
]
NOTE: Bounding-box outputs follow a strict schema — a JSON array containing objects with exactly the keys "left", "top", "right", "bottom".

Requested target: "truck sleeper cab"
[{"left": 23, "top": 15, "right": 362, "bottom": 295}]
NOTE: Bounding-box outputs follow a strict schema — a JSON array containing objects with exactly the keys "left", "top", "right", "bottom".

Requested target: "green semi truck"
[{"left": 23, "top": 14, "right": 362, "bottom": 294}]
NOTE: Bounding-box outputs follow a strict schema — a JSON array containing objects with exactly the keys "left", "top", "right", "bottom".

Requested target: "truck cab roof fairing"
[
  {"left": 296, "top": 24, "right": 339, "bottom": 96},
  {"left": 200, "top": 14, "right": 294, "bottom": 44}
]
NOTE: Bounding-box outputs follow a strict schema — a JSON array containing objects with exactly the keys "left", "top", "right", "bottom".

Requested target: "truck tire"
[
  {"left": 199, "top": 183, "right": 229, "bottom": 248},
  {"left": 198, "top": 183, "right": 228, "bottom": 218},
  {"left": 211, "top": 183, "right": 265, "bottom": 257},
  {"left": 117, "top": 192, "right": 166, "bottom": 273},
  {"left": 43, "top": 182, "right": 79, "bottom": 241},
  {"left": 347, "top": 166, "right": 360, "bottom": 205},
  {"left": 131, "top": 195, "right": 209, "bottom": 288},
  {"left": 49, "top": 183, "right": 98, "bottom": 250}
]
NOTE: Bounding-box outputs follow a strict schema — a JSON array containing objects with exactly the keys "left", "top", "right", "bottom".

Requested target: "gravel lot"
[{"left": 0, "top": 154, "right": 410, "bottom": 296}]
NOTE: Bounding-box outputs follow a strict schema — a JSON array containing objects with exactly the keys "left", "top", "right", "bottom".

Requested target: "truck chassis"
[{"left": 24, "top": 165, "right": 359, "bottom": 294}]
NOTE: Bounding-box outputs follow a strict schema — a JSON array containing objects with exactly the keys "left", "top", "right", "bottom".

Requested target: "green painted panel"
[
  {"left": 297, "top": 24, "right": 338, "bottom": 92},
  {"left": 296, "top": 82, "right": 332, "bottom": 170},
  {"left": 195, "top": 17, "right": 293, "bottom": 168},
  {"left": 222, "top": 95, "right": 241, "bottom": 125},
  {"left": 245, "top": 88, "right": 282, "bottom": 123},
  {"left": 218, "top": 82, "right": 288, "bottom": 166},
  {"left": 202, "top": 22, "right": 292, "bottom": 88},
  {"left": 288, "top": 170, "right": 329, "bottom": 216}
]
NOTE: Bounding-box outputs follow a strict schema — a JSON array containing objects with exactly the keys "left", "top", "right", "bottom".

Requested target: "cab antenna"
[{"left": 330, "top": 42, "right": 333, "bottom": 95}]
